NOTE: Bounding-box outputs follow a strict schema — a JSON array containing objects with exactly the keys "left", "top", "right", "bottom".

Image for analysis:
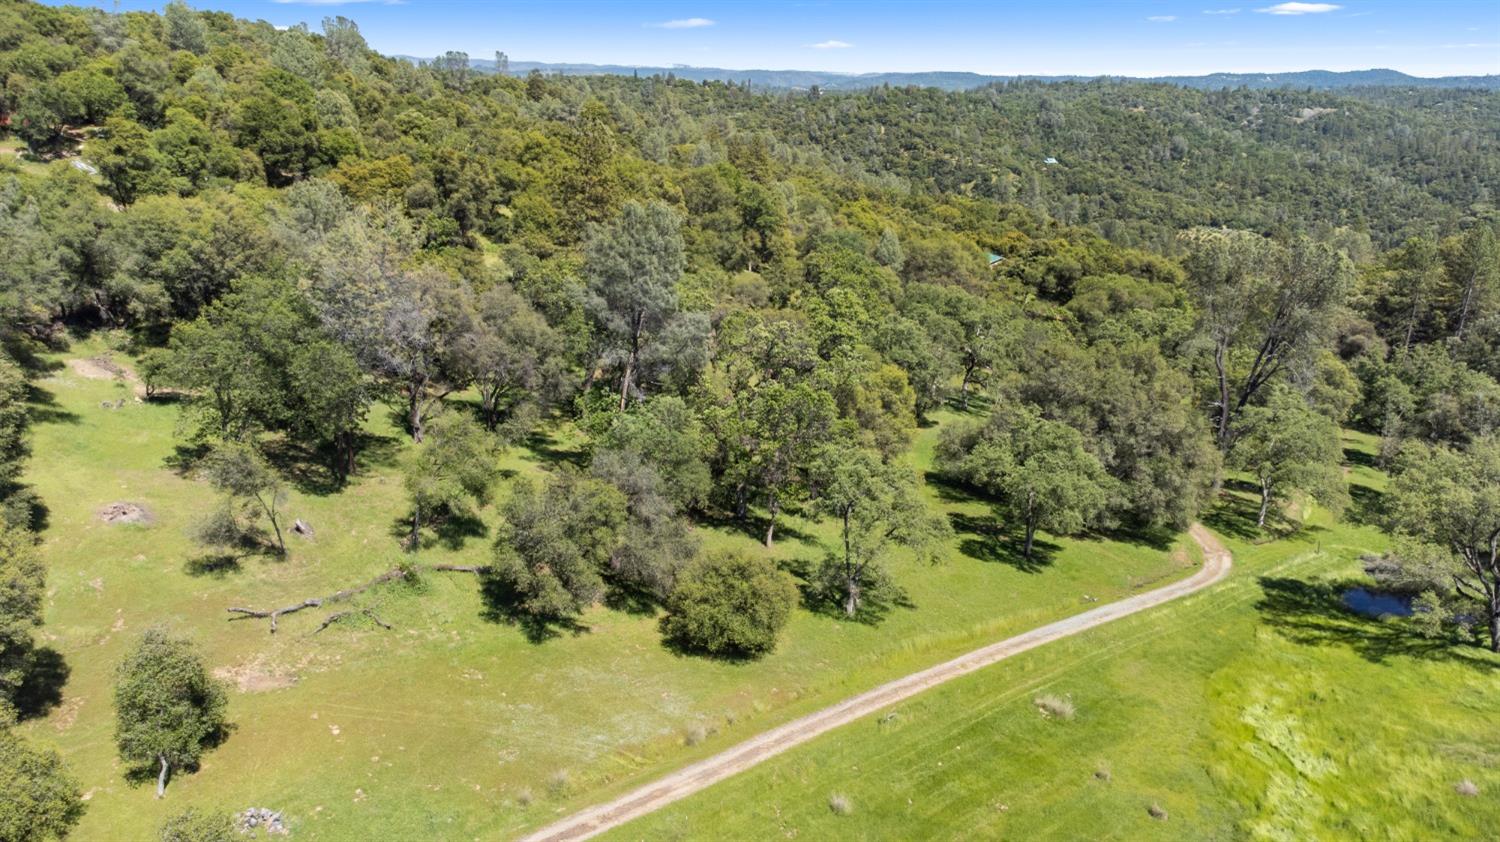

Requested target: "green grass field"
[
  {"left": 16, "top": 335, "right": 1202, "bottom": 841},
  {"left": 605, "top": 432, "right": 1500, "bottom": 841}
]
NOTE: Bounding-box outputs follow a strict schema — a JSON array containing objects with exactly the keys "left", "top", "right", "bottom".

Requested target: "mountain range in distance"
[{"left": 399, "top": 57, "right": 1500, "bottom": 92}]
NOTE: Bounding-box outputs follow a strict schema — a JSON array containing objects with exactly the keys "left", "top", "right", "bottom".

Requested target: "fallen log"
[
  {"left": 228, "top": 567, "right": 408, "bottom": 633},
  {"left": 427, "top": 563, "right": 492, "bottom": 574},
  {"left": 314, "top": 608, "right": 395, "bottom": 634}
]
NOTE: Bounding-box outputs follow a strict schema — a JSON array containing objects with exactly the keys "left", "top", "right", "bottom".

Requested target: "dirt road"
[{"left": 521, "top": 524, "right": 1232, "bottom": 842}]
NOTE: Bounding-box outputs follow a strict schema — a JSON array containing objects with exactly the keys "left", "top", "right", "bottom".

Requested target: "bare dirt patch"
[
  {"left": 214, "top": 661, "right": 298, "bottom": 694},
  {"left": 98, "top": 502, "right": 152, "bottom": 525},
  {"left": 67, "top": 355, "right": 147, "bottom": 397}
]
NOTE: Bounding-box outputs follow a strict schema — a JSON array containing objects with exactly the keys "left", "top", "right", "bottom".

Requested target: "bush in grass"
[
  {"left": 159, "top": 807, "right": 233, "bottom": 842},
  {"left": 1033, "top": 693, "right": 1075, "bottom": 720},
  {"left": 1456, "top": 779, "right": 1479, "bottom": 797},
  {"left": 662, "top": 551, "right": 797, "bottom": 658},
  {"left": 828, "top": 793, "right": 853, "bottom": 816},
  {"left": 547, "top": 769, "right": 570, "bottom": 797},
  {"left": 0, "top": 728, "right": 83, "bottom": 842},
  {"left": 113, "top": 627, "right": 227, "bottom": 797}
]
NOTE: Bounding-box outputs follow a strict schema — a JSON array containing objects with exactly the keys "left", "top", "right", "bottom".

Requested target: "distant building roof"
[
  {"left": 987, "top": 252, "right": 1004, "bottom": 267},
  {"left": 1043, "top": 157, "right": 1059, "bottom": 165},
  {"left": 71, "top": 159, "right": 98, "bottom": 176}
]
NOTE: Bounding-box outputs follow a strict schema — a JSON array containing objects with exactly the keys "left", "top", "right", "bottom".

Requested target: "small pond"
[{"left": 1342, "top": 587, "right": 1414, "bottom": 618}]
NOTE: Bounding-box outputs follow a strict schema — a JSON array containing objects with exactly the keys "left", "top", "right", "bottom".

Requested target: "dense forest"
[{"left": 0, "top": 0, "right": 1497, "bottom": 837}]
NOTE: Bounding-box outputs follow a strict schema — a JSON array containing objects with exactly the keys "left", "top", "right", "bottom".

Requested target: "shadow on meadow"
[
  {"left": 14, "top": 646, "right": 69, "bottom": 721},
  {"left": 948, "top": 512, "right": 1059, "bottom": 573},
  {"left": 24, "top": 383, "right": 81, "bottom": 426},
  {"left": 260, "top": 432, "right": 402, "bottom": 497},
  {"left": 1255, "top": 576, "right": 1497, "bottom": 672},
  {"left": 1346, "top": 483, "right": 1386, "bottom": 526},
  {"left": 779, "top": 554, "right": 914, "bottom": 626},
  {"left": 475, "top": 572, "right": 592, "bottom": 644},
  {"left": 693, "top": 508, "right": 819, "bottom": 548}
]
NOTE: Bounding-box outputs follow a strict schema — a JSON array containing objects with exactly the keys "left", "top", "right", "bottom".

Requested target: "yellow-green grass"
[
  {"left": 18, "top": 335, "right": 1199, "bottom": 840},
  {"left": 605, "top": 436, "right": 1500, "bottom": 841}
]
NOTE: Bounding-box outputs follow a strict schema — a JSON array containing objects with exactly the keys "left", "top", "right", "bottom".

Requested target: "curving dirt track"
[{"left": 521, "top": 524, "right": 1233, "bottom": 842}]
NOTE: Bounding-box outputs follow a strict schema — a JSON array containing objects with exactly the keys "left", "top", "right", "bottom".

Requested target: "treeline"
[{"left": 1, "top": 0, "right": 1499, "bottom": 834}]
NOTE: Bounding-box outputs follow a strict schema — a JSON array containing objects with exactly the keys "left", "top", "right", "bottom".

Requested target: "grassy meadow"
[
  {"left": 605, "top": 432, "right": 1500, "bottom": 841},
  {"left": 16, "top": 334, "right": 1200, "bottom": 841}
]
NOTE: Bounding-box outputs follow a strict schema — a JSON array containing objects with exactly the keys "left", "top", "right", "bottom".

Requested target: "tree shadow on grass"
[
  {"left": 259, "top": 438, "right": 342, "bottom": 497},
  {"left": 1090, "top": 522, "right": 1177, "bottom": 552},
  {"left": 602, "top": 578, "right": 661, "bottom": 618},
  {"left": 523, "top": 429, "right": 588, "bottom": 469},
  {"left": 924, "top": 470, "right": 985, "bottom": 505},
  {"left": 657, "top": 623, "right": 764, "bottom": 663},
  {"left": 183, "top": 553, "right": 245, "bottom": 578},
  {"left": 390, "top": 511, "right": 490, "bottom": 552},
  {"left": 1202, "top": 492, "right": 1264, "bottom": 542},
  {"left": 24, "top": 384, "right": 81, "bottom": 425},
  {"left": 14, "top": 647, "right": 69, "bottom": 720},
  {"left": 476, "top": 573, "right": 591, "bottom": 644},
  {"left": 780, "top": 554, "right": 913, "bottom": 626},
  {"left": 1342, "top": 446, "right": 1378, "bottom": 471},
  {"left": 949, "top": 512, "right": 1058, "bottom": 573},
  {"left": 693, "top": 510, "right": 817, "bottom": 547},
  {"left": 1255, "top": 576, "right": 1497, "bottom": 672},
  {"left": 164, "top": 442, "right": 211, "bottom": 476},
  {"left": 1347, "top": 483, "right": 1385, "bottom": 526}
]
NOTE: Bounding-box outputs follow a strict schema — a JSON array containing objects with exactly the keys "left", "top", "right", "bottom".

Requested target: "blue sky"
[{"left": 49, "top": 0, "right": 1500, "bottom": 77}]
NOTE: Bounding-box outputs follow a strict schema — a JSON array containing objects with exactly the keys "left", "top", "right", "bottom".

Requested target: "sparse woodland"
[{"left": 0, "top": 0, "right": 1497, "bottom": 838}]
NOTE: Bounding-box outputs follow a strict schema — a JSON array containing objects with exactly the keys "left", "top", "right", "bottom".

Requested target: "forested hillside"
[{"left": 0, "top": 1, "right": 1497, "bottom": 839}]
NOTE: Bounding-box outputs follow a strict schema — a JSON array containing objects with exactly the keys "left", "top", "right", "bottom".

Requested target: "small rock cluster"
[{"left": 235, "top": 807, "right": 289, "bottom": 836}]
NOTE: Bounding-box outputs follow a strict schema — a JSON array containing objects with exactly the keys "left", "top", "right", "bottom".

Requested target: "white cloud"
[
  {"left": 650, "top": 17, "right": 715, "bottom": 29},
  {"left": 1147, "top": 15, "right": 1178, "bottom": 21},
  {"left": 1202, "top": 8, "right": 1242, "bottom": 13},
  {"left": 1440, "top": 42, "right": 1500, "bottom": 49},
  {"left": 806, "top": 39, "right": 853, "bottom": 49},
  {"left": 1255, "top": 2, "right": 1341, "bottom": 14}
]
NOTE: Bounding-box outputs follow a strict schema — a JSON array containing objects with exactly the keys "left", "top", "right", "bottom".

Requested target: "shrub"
[
  {"left": 662, "top": 551, "right": 797, "bottom": 657},
  {"left": 547, "top": 769, "right": 570, "bottom": 797},
  {"left": 1033, "top": 693, "right": 1075, "bottom": 720},
  {"left": 828, "top": 793, "right": 853, "bottom": 816},
  {"left": 1456, "top": 779, "right": 1479, "bottom": 797},
  {"left": 514, "top": 787, "right": 534, "bottom": 807},
  {"left": 159, "top": 808, "right": 233, "bottom": 842},
  {"left": 0, "top": 728, "right": 83, "bottom": 842}
]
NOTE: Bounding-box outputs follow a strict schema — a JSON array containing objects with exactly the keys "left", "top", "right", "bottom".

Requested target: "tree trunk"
[
  {"left": 270, "top": 515, "right": 286, "bottom": 555},
  {"left": 764, "top": 492, "right": 779, "bottom": 549},
  {"left": 1489, "top": 588, "right": 1500, "bottom": 653},
  {"left": 156, "top": 755, "right": 169, "bottom": 798},
  {"left": 406, "top": 508, "right": 421, "bottom": 551},
  {"left": 409, "top": 387, "right": 425, "bottom": 443},
  {"left": 1214, "top": 343, "right": 1233, "bottom": 451},
  {"left": 1257, "top": 479, "right": 1272, "bottom": 528},
  {"left": 1023, "top": 521, "right": 1036, "bottom": 560},
  {"left": 960, "top": 364, "right": 975, "bottom": 410},
  {"left": 334, "top": 430, "right": 356, "bottom": 482},
  {"left": 620, "top": 313, "right": 643, "bottom": 412},
  {"left": 618, "top": 352, "right": 635, "bottom": 412},
  {"left": 1456, "top": 268, "right": 1479, "bottom": 342},
  {"left": 844, "top": 576, "right": 859, "bottom": 617}
]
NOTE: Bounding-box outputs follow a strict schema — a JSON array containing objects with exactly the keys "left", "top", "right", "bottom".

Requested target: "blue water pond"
[{"left": 1342, "top": 587, "right": 1414, "bottom": 618}]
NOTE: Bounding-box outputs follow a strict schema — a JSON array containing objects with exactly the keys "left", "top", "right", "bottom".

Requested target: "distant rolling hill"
[{"left": 397, "top": 57, "right": 1500, "bottom": 92}]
